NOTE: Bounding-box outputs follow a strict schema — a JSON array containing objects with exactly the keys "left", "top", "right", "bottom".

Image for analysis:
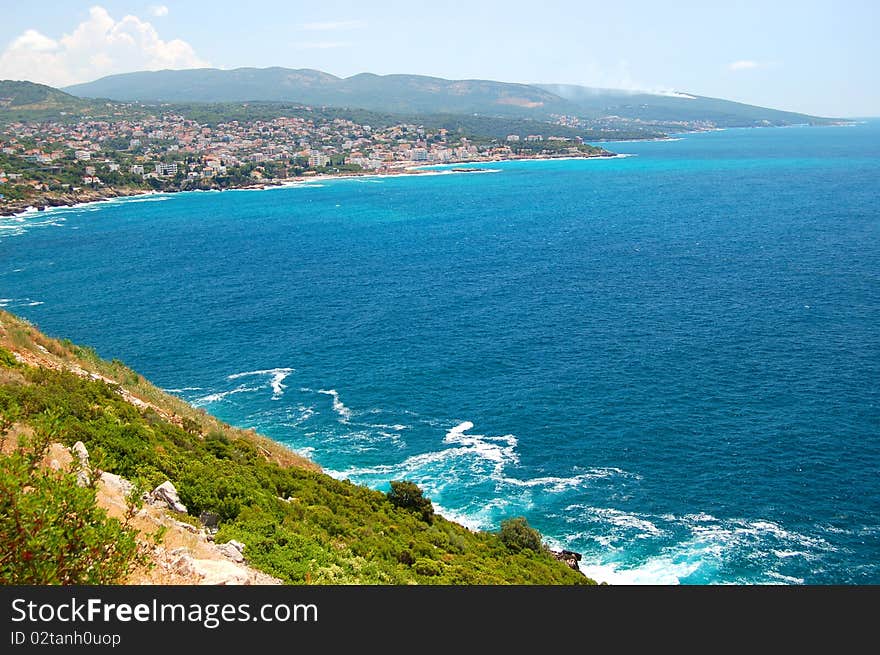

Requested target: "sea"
[{"left": 2, "top": 121, "right": 878, "bottom": 584}]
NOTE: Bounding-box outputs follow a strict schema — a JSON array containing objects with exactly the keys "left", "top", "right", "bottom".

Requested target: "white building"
[
  {"left": 75, "top": 150, "right": 91, "bottom": 161},
  {"left": 154, "top": 162, "right": 178, "bottom": 176},
  {"left": 506, "top": 134, "right": 520, "bottom": 142},
  {"left": 130, "top": 164, "right": 145, "bottom": 176},
  {"left": 308, "top": 151, "right": 329, "bottom": 168}
]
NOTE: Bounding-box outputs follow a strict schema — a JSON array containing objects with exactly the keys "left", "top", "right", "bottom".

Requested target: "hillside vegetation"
[
  {"left": 0, "top": 310, "right": 593, "bottom": 585},
  {"left": 62, "top": 66, "right": 837, "bottom": 127},
  {"left": 0, "top": 80, "right": 121, "bottom": 123}
]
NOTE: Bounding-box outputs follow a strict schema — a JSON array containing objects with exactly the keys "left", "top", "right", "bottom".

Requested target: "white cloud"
[
  {"left": 728, "top": 60, "right": 761, "bottom": 71},
  {"left": 0, "top": 5, "right": 206, "bottom": 87},
  {"left": 149, "top": 5, "right": 169, "bottom": 17},
  {"left": 300, "top": 20, "right": 366, "bottom": 31},
  {"left": 11, "top": 29, "right": 59, "bottom": 53}
]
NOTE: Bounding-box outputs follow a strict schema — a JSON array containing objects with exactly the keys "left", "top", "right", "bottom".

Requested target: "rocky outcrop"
[
  {"left": 216, "top": 540, "right": 245, "bottom": 563},
  {"left": 551, "top": 549, "right": 583, "bottom": 573},
  {"left": 0, "top": 186, "right": 149, "bottom": 217},
  {"left": 71, "top": 441, "right": 90, "bottom": 486},
  {"left": 150, "top": 480, "right": 188, "bottom": 514},
  {"left": 157, "top": 546, "right": 276, "bottom": 585},
  {"left": 199, "top": 511, "right": 219, "bottom": 532},
  {"left": 100, "top": 471, "right": 133, "bottom": 498}
]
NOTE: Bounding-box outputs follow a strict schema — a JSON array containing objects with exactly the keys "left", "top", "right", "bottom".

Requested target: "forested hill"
[
  {"left": 64, "top": 67, "right": 578, "bottom": 119},
  {"left": 63, "top": 66, "right": 837, "bottom": 127}
]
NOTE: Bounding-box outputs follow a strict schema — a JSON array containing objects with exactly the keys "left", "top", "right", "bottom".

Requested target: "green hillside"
[
  {"left": 0, "top": 80, "right": 122, "bottom": 123},
  {"left": 64, "top": 67, "right": 578, "bottom": 119},
  {"left": 0, "top": 80, "right": 83, "bottom": 108},
  {"left": 0, "top": 310, "right": 593, "bottom": 585},
  {"left": 62, "top": 66, "right": 839, "bottom": 127}
]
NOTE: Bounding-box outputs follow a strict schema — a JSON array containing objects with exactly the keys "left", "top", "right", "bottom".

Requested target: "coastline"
[
  {"left": 0, "top": 307, "right": 593, "bottom": 584},
  {"left": 1, "top": 151, "right": 619, "bottom": 219}
]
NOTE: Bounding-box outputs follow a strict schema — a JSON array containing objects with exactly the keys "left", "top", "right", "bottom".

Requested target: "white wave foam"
[
  {"left": 195, "top": 385, "right": 261, "bottom": 405},
  {"left": 228, "top": 367, "right": 294, "bottom": 399},
  {"left": 503, "top": 473, "right": 597, "bottom": 493},
  {"left": 331, "top": 420, "right": 521, "bottom": 498},
  {"left": 443, "top": 421, "right": 519, "bottom": 477},
  {"left": 0, "top": 298, "right": 44, "bottom": 308},
  {"left": 430, "top": 500, "right": 513, "bottom": 532},
  {"left": 365, "top": 422, "right": 409, "bottom": 431},
  {"left": 317, "top": 389, "right": 353, "bottom": 422},
  {"left": 579, "top": 556, "right": 703, "bottom": 585},
  {"left": 605, "top": 510, "right": 664, "bottom": 538},
  {"left": 545, "top": 506, "right": 835, "bottom": 585},
  {"left": 163, "top": 386, "right": 203, "bottom": 393},
  {"left": 771, "top": 549, "right": 809, "bottom": 559},
  {"left": 766, "top": 571, "right": 805, "bottom": 584},
  {"left": 685, "top": 517, "right": 833, "bottom": 552},
  {"left": 294, "top": 405, "right": 316, "bottom": 423},
  {"left": 119, "top": 196, "right": 171, "bottom": 203}
]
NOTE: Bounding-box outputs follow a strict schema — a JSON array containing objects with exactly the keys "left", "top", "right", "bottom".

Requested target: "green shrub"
[
  {"left": 386, "top": 480, "right": 434, "bottom": 524},
  {"left": 413, "top": 557, "right": 443, "bottom": 577},
  {"left": 0, "top": 431, "right": 141, "bottom": 584},
  {"left": 499, "top": 517, "right": 543, "bottom": 553},
  {"left": 0, "top": 347, "right": 20, "bottom": 369}
]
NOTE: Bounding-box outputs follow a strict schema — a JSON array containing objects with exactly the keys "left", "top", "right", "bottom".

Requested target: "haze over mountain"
[{"left": 63, "top": 67, "right": 835, "bottom": 128}]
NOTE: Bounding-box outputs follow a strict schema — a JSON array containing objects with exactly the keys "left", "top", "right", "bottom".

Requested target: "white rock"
[
  {"left": 168, "top": 549, "right": 196, "bottom": 577},
  {"left": 71, "top": 441, "right": 89, "bottom": 464},
  {"left": 71, "top": 441, "right": 90, "bottom": 486},
  {"left": 191, "top": 559, "right": 251, "bottom": 585},
  {"left": 216, "top": 542, "right": 245, "bottom": 563},
  {"left": 100, "top": 471, "right": 133, "bottom": 498},
  {"left": 151, "top": 480, "right": 188, "bottom": 514}
]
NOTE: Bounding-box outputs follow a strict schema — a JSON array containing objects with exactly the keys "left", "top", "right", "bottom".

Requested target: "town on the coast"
[{"left": 0, "top": 104, "right": 612, "bottom": 215}]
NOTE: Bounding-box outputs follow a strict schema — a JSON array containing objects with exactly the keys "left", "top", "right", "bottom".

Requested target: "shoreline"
[
  {"left": 2, "top": 121, "right": 855, "bottom": 219},
  {"left": 0, "top": 151, "right": 619, "bottom": 219}
]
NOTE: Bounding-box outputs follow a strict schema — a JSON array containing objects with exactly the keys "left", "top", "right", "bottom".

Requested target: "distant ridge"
[
  {"left": 64, "top": 67, "right": 578, "bottom": 119},
  {"left": 62, "top": 67, "right": 837, "bottom": 127},
  {"left": 0, "top": 80, "right": 90, "bottom": 110},
  {"left": 537, "top": 83, "right": 835, "bottom": 127}
]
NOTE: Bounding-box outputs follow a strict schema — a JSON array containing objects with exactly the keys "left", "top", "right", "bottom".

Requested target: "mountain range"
[{"left": 62, "top": 67, "right": 837, "bottom": 129}]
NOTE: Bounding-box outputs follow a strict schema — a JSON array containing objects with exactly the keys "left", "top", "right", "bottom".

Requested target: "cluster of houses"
[{"left": 1, "top": 107, "right": 592, "bottom": 191}]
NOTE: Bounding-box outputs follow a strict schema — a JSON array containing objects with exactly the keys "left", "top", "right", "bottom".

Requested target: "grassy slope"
[{"left": 0, "top": 310, "right": 593, "bottom": 585}]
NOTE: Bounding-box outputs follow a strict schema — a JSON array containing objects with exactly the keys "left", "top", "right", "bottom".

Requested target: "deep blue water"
[{"left": 3, "top": 122, "right": 879, "bottom": 584}]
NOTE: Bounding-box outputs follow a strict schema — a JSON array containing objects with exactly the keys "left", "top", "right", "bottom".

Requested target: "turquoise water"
[{"left": 3, "top": 122, "right": 878, "bottom": 584}]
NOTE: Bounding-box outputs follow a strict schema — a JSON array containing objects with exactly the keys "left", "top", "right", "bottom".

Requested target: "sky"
[{"left": 0, "top": 1, "right": 877, "bottom": 117}]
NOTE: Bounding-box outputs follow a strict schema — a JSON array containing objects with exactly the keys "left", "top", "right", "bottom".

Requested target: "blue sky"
[{"left": 0, "top": 1, "right": 877, "bottom": 116}]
